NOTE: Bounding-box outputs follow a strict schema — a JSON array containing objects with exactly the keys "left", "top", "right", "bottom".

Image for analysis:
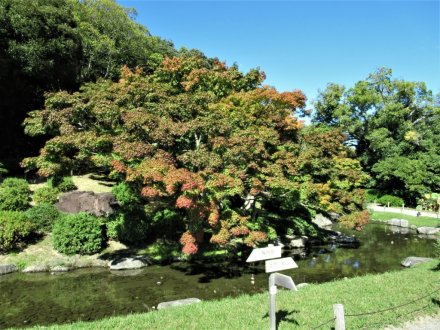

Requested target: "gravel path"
[
  {"left": 368, "top": 204, "right": 440, "bottom": 218},
  {"left": 384, "top": 313, "right": 440, "bottom": 330}
]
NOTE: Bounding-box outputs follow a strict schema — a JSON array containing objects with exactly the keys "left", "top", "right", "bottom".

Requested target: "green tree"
[
  {"left": 313, "top": 68, "right": 440, "bottom": 203},
  {"left": 0, "top": 0, "right": 175, "bottom": 170}
]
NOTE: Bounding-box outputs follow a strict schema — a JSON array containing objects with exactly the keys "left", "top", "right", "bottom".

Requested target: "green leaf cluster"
[
  {"left": 24, "top": 203, "right": 60, "bottom": 233},
  {"left": 0, "top": 178, "right": 30, "bottom": 211},
  {"left": 32, "top": 186, "right": 59, "bottom": 205},
  {"left": 313, "top": 68, "right": 440, "bottom": 204},
  {"left": 0, "top": 211, "right": 34, "bottom": 251},
  {"left": 52, "top": 213, "right": 104, "bottom": 255}
]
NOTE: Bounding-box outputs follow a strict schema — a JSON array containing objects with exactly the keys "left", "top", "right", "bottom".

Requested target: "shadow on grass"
[
  {"left": 262, "top": 309, "right": 299, "bottom": 328},
  {"left": 432, "top": 298, "right": 440, "bottom": 307},
  {"left": 431, "top": 263, "right": 440, "bottom": 271},
  {"left": 9, "top": 232, "right": 46, "bottom": 254}
]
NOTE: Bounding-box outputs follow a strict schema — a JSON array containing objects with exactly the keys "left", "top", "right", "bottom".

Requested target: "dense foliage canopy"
[
  {"left": 0, "top": 0, "right": 175, "bottom": 170},
  {"left": 23, "top": 53, "right": 367, "bottom": 253},
  {"left": 313, "top": 68, "right": 440, "bottom": 204}
]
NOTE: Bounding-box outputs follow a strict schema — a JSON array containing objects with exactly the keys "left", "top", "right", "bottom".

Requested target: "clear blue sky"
[{"left": 119, "top": 0, "right": 439, "bottom": 108}]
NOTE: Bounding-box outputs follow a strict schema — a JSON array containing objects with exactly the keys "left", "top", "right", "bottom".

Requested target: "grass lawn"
[
  {"left": 0, "top": 235, "right": 127, "bottom": 270},
  {"left": 29, "top": 261, "right": 440, "bottom": 330},
  {"left": 371, "top": 211, "right": 440, "bottom": 228},
  {"left": 29, "top": 174, "right": 115, "bottom": 194}
]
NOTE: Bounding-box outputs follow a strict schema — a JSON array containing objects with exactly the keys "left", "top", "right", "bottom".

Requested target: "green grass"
[
  {"left": 29, "top": 174, "right": 115, "bottom": 194},
  {"left": 371, "top": 211, "right": 440, "bottom": 228},
  {"left": 71, "top": 174, "right": 114, "bottom": 193},
  {"left": 29, "top": 261, "right": 440, "bottom": 330},
  {"left": 0, "top": 235, "right": 127, "bottom": 270}
]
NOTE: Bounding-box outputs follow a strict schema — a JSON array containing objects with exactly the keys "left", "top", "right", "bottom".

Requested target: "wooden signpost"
[{"left": 246, "top": 244, "right": 298, "bottom": 330}]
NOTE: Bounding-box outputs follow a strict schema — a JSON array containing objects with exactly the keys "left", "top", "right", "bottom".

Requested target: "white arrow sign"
[
  {"left": 265, "top": 257, "right": 298, "bottom": 273},
  {"left": 246, "top": 245, "right": 282, "bottom": 263},
  {"left": 270, "top": 272, "right": 297, "bottom": 291}
]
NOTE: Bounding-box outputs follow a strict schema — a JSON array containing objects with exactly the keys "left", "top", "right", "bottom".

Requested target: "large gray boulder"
[
  {"left": 157, "top": 298, "right": 201, "bottom": 310},
  {"left": 56, "top": 191, "right": 118, "bottom": 216},
  {"left": 417, "top": 227, "right": 440, "bottom": 235},
  {"left": 312, "top": 214, "right": 333, "bottom": 229},
  {"left": 0, "top": 264, "right": 17, "bottom": 275},
  {"left": 108, "top": 256, "right": 150, "bottom": 270},
  {"left": 401, "top": 257, "right": 434, "bottom": 268},
  {"left": 387, "top": 219, "right": 409, "bottom": 228}
]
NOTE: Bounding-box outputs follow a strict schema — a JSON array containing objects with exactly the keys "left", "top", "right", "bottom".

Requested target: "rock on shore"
[
  {"left": 0, "top": 264, "right": 17, "bottom": 275},
  {"left": 108, "top": 256, "right": 150, "bottom": 270}
]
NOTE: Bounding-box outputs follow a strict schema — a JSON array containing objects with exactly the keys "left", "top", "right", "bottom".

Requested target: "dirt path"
[
  {"left": 384, "top": 313, "right": 440, "bottom": 330},
  {"left": 368, "top": 204, "right": 440, "bottom": 219}
]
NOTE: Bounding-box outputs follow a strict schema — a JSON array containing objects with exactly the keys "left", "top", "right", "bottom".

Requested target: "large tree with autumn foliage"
[{"left": 23, "top": 53, "right": 367, "bottom": 253}]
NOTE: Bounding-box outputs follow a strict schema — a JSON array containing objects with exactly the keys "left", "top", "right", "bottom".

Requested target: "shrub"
[
  {"left": 377, "top": 195, "right": 404, "bottom": 207},
  {"left": 0, "top": 211, "right": 34, "bottom": 251},
  {"left": 105, "top": 209, "right": 148, "bottom": 245},
  {"left": 339, "top": 210, "right": 370, "bottom": 230},
  {"left": 112, "top": 182, "right": 140, "bottom": 209},
  {"left": 48, "top": 176, "right": 77, "bottom": 192},
  {"left": 365, "top": 189, "right": 381, "bottom": 203},
  {"left": 25, "top": 203, "right": 60, "bottom": 233},
  {"left": 0, "top": 178, "right": 30, "bottom": 211},
  {"left": 33, "top": 186, "right": 59, "bottom": 205},
  {"left": 107, "top": 182, "right": 148, "bottom": 245},
  {"left": 52, "top": 213, "right": 105, "bottom": 255}
]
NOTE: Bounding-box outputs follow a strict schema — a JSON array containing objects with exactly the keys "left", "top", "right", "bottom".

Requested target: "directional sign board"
[
  {"left": 246, "top": 245, "right": 282, "bottom": 263},
  {"left": 271, "top": 273, "right": 297, "bottom": 291},
  {"left": 265, "top": 257, "right": 298, "bottom": 273}
]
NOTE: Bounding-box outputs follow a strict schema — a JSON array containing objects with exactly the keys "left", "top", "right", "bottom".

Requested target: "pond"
[{"left": 0, "top": 224, "right": 436, "bottom": 328}]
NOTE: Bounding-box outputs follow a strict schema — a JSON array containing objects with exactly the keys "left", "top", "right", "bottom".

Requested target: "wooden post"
[{"left": 333, "top": 304, "right": 345, "bottom": 330}]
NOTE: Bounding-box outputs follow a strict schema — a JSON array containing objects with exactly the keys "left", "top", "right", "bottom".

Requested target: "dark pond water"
[{"left": 0, "top": 224, "right": 436, "bottom": 329}]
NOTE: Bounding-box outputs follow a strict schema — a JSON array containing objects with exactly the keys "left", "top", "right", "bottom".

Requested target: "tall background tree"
[
  {"left": 0, "top": 0, "right": 175, "bottom": 172},
  {"left": 313, "top": 68, "right": 440, "bottom": 204}
]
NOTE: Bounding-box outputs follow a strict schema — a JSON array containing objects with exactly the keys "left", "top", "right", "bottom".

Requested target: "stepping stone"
[
  {"left": 401, "top": 257, "right": 433, "bottom": 268},
  {"left": 157, "top": 298, "right": 201, "bottom": 310},
  {"left": 108, "top": 256, "right": 150, "bottom": 270}
]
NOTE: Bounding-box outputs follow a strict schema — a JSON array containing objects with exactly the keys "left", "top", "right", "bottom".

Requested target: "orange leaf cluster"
[{"left": 162, "top": 56, "right": 182, "bottom": 73}]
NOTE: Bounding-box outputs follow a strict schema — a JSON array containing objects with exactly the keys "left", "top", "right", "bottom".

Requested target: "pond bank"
[{"left": 0, "top": 224, "right": 436, "bottom": 328}]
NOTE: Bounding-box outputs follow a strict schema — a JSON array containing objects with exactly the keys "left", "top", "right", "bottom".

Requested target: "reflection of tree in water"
[
  {"left": 0, "top": 224, "right": 436, "bottom": 328},
  {"left": 295, "top": 224, "right": 436, "bottom": 282}
]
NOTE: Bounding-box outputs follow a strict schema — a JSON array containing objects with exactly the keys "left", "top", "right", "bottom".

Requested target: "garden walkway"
[
  {"left": 384, "top": 313, "right": 440, "bottom": 330},
  {"left": 368, "top": 204, "right": 440, "bottom": 219}
]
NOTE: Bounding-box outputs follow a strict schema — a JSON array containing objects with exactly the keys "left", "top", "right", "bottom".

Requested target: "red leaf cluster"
[
  {"left": 175, "top": 195, "right": 194, "bottom": 209},
  {"left": 180, "top": 231, "right": 198, "bottom": 254}
]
